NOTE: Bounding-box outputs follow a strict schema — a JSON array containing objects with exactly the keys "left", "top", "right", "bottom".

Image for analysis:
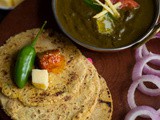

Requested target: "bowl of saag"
[{"left": 52, "top": 0, "right": 160, "bottom": 52}]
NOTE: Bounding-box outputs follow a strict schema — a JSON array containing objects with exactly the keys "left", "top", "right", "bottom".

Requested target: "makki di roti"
[{"left": 0, "top": 29, "right": 113, "bottom": 120}]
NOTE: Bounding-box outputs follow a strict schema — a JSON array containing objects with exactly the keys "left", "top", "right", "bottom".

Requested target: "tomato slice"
[{"left": 111, "top": 0, "right": 139, "bottom": 9}]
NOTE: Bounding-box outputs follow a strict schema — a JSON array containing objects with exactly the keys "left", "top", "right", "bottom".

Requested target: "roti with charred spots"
[{"left": 0, "top": 29, "right": 113, "bottom": 120}]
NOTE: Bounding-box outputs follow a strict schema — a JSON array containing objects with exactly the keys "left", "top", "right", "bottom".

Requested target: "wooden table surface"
[{"left": 0, "top": 0, "right": 160, "bottom": 120}]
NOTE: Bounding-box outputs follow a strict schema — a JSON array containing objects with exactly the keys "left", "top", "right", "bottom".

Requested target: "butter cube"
[{"left": 32, "top": 69, "right": 49, "bottom": 90}]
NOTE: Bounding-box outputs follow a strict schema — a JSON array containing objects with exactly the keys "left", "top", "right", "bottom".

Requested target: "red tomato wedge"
[{"left": 111, "top": 0, "right": 139, "bottom": 9}]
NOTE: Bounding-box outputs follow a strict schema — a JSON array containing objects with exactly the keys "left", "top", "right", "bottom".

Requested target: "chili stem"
[{"left": 31, "top": 21, "right": 47, "bottom": 47}]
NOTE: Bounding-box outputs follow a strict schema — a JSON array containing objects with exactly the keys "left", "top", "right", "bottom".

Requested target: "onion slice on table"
[
  {"left": 128, "top": 75, "right": 160, "bottom": 109},
  {"left": 135, "top": 44, "right": 160, "bottom": 75},
  {"left": 132, "top": 54, "right": 160, "bottom": 96},
  {"left": 143, "top": 50, "right": 160, "bottom": 67},
  {"left": 135, "top": 53, "right": 160, "bottom": 77},
  {"left": 135, "top": 44, "right": 160, "bottom": 66},
  {"left": 124, "top": 106, "right": 160, "bottom": 120},
  {"left": 125, "top": 33, "right": 160, "bottom": 120},
  {"left": 132, "top": 54, "right": 160, "bottom": 80},
  {"left": 135, "top": 45, "right": 149, "bottom": 61}
]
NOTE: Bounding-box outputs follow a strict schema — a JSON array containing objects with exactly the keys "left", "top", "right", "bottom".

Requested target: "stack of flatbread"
[{"left": 0, "top": 29, "right": 113, "bottom": 120}]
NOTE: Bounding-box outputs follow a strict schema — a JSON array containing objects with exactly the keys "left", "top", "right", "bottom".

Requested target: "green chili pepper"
[
  {"left": 84, "top": 0, "right": 102, "bottom": 12},
  {"left": 14, "top": 21, "right": 47, "bottom": 88}
]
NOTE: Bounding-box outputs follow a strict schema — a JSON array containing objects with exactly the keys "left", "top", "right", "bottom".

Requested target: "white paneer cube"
[{"left": 32, "top": 69, "right": 49, "bottom": 90}]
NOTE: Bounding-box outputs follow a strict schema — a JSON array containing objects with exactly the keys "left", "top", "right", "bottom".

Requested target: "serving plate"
[{"left": 0, "top": 0, "right": 160, "bottom": 120}]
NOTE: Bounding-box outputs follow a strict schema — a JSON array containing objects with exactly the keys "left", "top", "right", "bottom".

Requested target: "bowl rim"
[{"left": 52, "top": 0, "right": 160, "bottom": 52}]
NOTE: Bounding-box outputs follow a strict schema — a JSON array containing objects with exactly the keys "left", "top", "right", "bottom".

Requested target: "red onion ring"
[
  {"left": 158, "top": 109, "right": 160, "bottom": 115},
  {"left": 136, "top": 44, "right": 160, "bottom": 66},
  {"left": 128, "top": 75, "right": 160, "bottom": 109},
  {"left": 135, "top": 44, "right": 160, "bottom": 77},
  {"left": 143, "top": 63, "right": 160, "bottom": 78},
  {"left": 135, "top": 45, "right": 143, "bottom": 61},
  {"left": 132, "top": 54, "right": 160, "bottom": 80},
  {"left": 135, "top": 45, "right": 149, "bottom": 61},
  {"left": 132, "top": 55, "right": 160, "bottom": 96},
  {"left": 126, "top": 33, "right": 160, "bottom": 119},
  {"left": 142, "top": 44, "right": 150, "bottom": 56},
  {"left": 124, "top": 106, "right": 160, "bottom": 120},
  {"left": 141, "top": 44, "right": 160, "bottom": 66}
]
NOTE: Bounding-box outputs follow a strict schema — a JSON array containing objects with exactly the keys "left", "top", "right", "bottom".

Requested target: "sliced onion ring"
[
  {"left": 142, "top": 44, "right": 160, "bottom": 66},
  {"left": 128, "top": 75, "right": 160, "bottom": 109},
  {"left": 143, "top": 63, "right": 160, "bottom": 78},
  {"left": 124, "top": 106, "right": 160, "bottom": 120},
  {"left": 135, "top": 44, "right": 160, "bottom": 77},
  {"left": 136, "top": 44, "right": 160, "bottom": 66},
  {"left": 135, "top": 45, "right": 149, "bottom": 61},
  {"left": 132, "top": 55, "right": 160, "bottom": 96},
  {"left": 135, "top": 45, "right": 144, "bottom": 61}
]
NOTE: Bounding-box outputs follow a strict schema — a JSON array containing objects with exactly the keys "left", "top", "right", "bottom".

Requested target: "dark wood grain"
[{"left": 0, "top": 0, "right": 160, "bottom": 120}]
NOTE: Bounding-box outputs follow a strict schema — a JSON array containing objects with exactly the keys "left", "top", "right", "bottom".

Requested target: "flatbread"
[
  {"left": 0, "top": 29, "right": 97, "bottom": 106},
  {"left": 0, "top": 76, "right": 112, "bottom": 120},
  {"left": 0, "top": 29, "right": 113, "bottom": 120},
  {"left": 89, "top": 76, "right": 113, "bottom": 120}
]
